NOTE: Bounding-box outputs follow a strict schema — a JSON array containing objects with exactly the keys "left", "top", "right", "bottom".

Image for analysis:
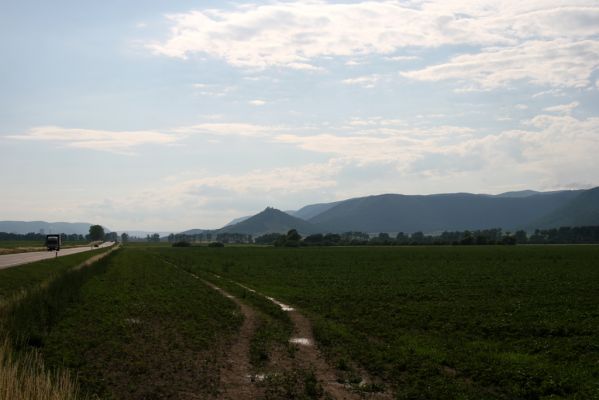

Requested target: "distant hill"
[
  {"left": 530, "top": 187, "right": 599, "bottom": 229},
  {"left": 288, "top": 201, "right": 341, "bottom": 220},
  {"left": 0, "top": 221, "right": 99, "bottom": 235},
  {"left": 223, "top": 216, "right": 252, "bottom": 227},
  {"left": 218, "top": 207, "right": 318, "bottom": 235},
  {"left": 177, "top": 228, "right": 209, "bottom": 236},
  {"left": 495, "top": 190, "right": 542, "bottom": 198},
  {"left": 308, "top": 190, "right": 586, "bottom": 233}
]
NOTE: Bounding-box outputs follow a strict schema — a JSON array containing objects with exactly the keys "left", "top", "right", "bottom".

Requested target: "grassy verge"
[
  {"left": 152, "top": 245, "right": 599, "bottom": 399},
  {"left": 38, "top": 247, "right": 242, "bottom": 399},
  {"left": 0, "top": 248, "right": 110, "bottom": 304},
  {"left": 0, "top": 339, "right": 82, "bottom": 400}
]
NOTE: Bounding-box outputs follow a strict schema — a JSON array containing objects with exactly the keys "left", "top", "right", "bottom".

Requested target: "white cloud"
[
  {"left": 192, "top": 83, "right": 236, "bottom": 97},
  {"left": 342, "top": 74, "right": 381, "bottom": 88},
  {"left": 249, "top": 99, "right": 267, "bottom": 106},
  {"left": 179, "top": 162, "right": 341, "bottom": 195},
  {"left": 543, "top": 101, "right": 579, "bottom": 114},
  {"left": 401, "top": 39, "right": 599, "bottom": 90},
  {"left": 171, "top": 122, "right": 280, "bottom": 137},
  {"left": 8, "top": 126, "right": 180, "bottom": 155},
  {"left": 149, "top": 1, "right": 599, "bottom": 71},
  {"left": 515, "top": 104, "right": 528, "bottom": 110},
  {"left": 386, "top": 55, "right": 420, "bottom": 62}
]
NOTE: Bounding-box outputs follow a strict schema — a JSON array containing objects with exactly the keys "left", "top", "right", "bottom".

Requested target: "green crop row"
[
  {"left": 156, "top": 245, "right": 599, "bottom": 399},
  {"left": 37, "top": 247, "right": 243, "bottom": 399}
]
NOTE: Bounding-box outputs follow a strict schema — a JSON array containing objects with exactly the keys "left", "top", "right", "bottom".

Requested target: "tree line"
[
  {"left": 0, "top": 224, "right": 118, "bottom": 243},
  {"left": 254, "top": 226, "right": 599, "bottom": 247}
]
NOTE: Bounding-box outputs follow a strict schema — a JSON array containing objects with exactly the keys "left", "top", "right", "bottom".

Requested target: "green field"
[
  {"left": 153, "top": 245, "right": 599, "bottom": 399},
  {"left": 2, "top": 245, "right": 598, "bottom": 399},
  {"left": 0, "top": 247, "right": 109, "bottom": 303}
]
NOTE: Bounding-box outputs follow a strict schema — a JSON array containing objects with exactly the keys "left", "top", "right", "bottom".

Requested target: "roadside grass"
[
  {"left": 0, "top": 248, "right": 110, "bottom": 304},
  {"left": 37, "top": 247, "right": 242, "bottom": 399},
  {"left": 154, "top": 245, "right": 599, "bottom": 399},
  {"left": 0, "top": 339, "right": 83, "bottom": 400},
  {"left": 0, "top": 248, "right": 112, "bottom": 400}
]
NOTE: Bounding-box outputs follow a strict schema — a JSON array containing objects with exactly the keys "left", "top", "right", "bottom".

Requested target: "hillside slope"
[
  {"left": 218, "top": 207, "right": 319, "bottom": 235},
  {"left": 309, "top": 190, "right": 585, "bottom": 233},
  {"left": 530, "top": 187, "right": 599, "bottom": 228}
]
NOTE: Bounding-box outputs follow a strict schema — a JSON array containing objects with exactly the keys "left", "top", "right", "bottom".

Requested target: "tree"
[
  {"left": 121, "top": 232, "right": 129, "bottom": 243},
  {"left": 89, "top": 225, "right": 105, "bottom": 241},
  {"left": 284, "top": 229, "right": 302, "bottom": 247}
]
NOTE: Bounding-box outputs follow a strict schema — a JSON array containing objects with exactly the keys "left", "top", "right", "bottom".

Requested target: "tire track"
[
  {"left": 162, "top": 261, "right": 260, "bottom": 400},
  {"left": 225, "top": 278, "right": 392, "bottom": 399}
]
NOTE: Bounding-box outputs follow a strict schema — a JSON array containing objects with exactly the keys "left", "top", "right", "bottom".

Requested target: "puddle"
[
  {"left": 246, "top": 373, "right": 267, "bottom": 382},
  {"left": 289, "top": 337, "right": 312, "bottom": 346},
  {"left": 265, "top": 296, "right": 294, "bottom": 311},
  {"left": 238, "top": 284, "right": 256, "bottom": 293}
]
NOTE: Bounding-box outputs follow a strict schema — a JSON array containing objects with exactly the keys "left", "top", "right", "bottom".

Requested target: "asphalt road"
[{"left": 0, "top": 242, "right": 115, "bottom": 270}]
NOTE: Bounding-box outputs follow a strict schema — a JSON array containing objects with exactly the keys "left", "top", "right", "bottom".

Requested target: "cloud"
[
  {"left": 249, "top": 99, "right": 267, "bottom": 106},
  {"left": 342, "top": 74, "right": 381, "bottom": 88},
  {"left": 401, "top": 39, "right": 599, "bottom": 90},
  {"left": 543, "top": 101, "right": 579, "bottom": 114},
  {"left": 171, "top": 122, "right": 280, "bottom": 137},
  {"left": 386, "top": 55, "right": 420, "bottom": 62},
  {"left": 192, "top": 83, "right": 236, "bottom": 97},
  {"left": 149, "top": 1, "right": 599, "bottom": 72},
  {"left": 179, "top": 162, "right": 341, "bottom": 195},
  {"left": 8, "top": 126, "right": 180, "bottom": 154}
]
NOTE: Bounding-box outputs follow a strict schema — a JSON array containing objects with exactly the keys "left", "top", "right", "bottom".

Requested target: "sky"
[{"left": 1, "top": 0, "right": 598, "bottom": 231}]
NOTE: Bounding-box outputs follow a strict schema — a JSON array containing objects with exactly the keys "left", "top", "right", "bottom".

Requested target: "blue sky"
[{"left": 1, "top": 0, "right": 598, "bottom": 231}]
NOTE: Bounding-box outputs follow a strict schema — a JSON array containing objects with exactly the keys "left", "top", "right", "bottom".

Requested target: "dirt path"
[
  {"left": 166, "top": 260, "right": 392, "bottom": 399},
  {"left": 232, "top": 280, "right": 392, "bottom": 400},
  {"left": 162, "top": 262, "right": 260, "bottom": 400}
]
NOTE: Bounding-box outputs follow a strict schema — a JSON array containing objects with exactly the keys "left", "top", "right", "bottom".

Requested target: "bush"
[
  {"left": 208, "top": 242, "right": 224, "bottom": 248},
  {"left": 172, "top": 241, "right": 191, "bottom": 247}
]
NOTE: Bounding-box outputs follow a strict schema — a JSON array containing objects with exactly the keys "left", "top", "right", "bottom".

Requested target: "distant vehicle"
[{"left": 45, "top": 234, "right": 62, "bottom": 251}]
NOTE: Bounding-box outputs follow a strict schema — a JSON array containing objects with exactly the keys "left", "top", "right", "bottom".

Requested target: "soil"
[
  {"left": 186, "top": 273, "right": 262, "bottom": 400},
  {"left": 180, "top": 265, "right": 393, "bottom": 399}
]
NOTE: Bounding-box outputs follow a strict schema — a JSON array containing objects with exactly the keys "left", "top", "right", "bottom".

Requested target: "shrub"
[
  {"left": 172, "top": 241, "right": 191, "bottom": 247},
  {"left": 208, "top": 242, "right": 224, "bottom": 248}
]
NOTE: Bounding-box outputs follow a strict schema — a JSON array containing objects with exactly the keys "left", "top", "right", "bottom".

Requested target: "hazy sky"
[{"left": 1, "top": 1, "right": 598, "bottom": 231}]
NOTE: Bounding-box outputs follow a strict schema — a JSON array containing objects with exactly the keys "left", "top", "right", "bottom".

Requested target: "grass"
[
  {"left": 0, "top": 248, "right": 110, "bottom": 304},
  {"left": 37, "top": 247, "right": 243, "bottom": 399},
  {"left": 154, "top": 245, "right": 599, "bottom": 399},
  {"left": 0, "top": 339, "right": 82, "bottom": 400}
]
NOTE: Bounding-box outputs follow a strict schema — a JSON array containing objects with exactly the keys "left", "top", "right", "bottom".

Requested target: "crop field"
[
  {"left": 154, "top": 245, "right": 599, "bottom": 399},
  {"left": 1, "top": 245, "right": 598, "bottom": 399}
]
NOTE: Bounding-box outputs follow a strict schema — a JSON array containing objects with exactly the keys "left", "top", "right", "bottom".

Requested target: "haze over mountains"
[
  {"left": 0, "top": 221, "right": 94, "bottom": 235},
  {"left": 3, "top": 188, "right": 598, "bottom": 237},
  {"left": 212, "top": 187, "right": 599, "bottom": 236}
]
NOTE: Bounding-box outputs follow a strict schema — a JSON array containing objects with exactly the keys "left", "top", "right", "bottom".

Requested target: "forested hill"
[
  {"left": 529, "top": 187, "right": 599, "bottom": 229},
  {"left": 307, "top": 190, "right": 588, "bottom": 233},
  {"left": 218, "top": 207, "right": 319, "bottom": 235}
]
